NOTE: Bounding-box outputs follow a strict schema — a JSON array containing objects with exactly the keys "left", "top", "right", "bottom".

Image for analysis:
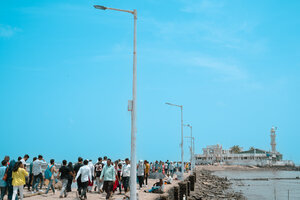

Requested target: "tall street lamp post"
[
  {"left": 192, "top": 136, "right": 195, "bottom": 170},
  {"left": 184, "top": 124, "right": 194, "bottom": 171},
  {"left": 94, "top": 5, "right": 138, "bottom": 200},
  {"left": 184, "top": 136, "right": 195, "bottom": 171},
  {"left": 165, "top": 102, "right": 184, "bottom": 180}
]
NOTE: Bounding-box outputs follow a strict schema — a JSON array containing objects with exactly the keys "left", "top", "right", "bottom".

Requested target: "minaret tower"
[{"left": 270, "top": 126, "right": 277, "bottom": 153}]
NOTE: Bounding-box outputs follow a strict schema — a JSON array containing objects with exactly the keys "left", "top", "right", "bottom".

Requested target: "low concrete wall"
[{"left": 156, "top": 172, "right": 196, "bottom": 200}]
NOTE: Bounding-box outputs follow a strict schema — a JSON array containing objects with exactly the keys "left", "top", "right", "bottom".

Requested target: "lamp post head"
[
  {"left": 165, "top": 102, "right": 183, "bottom": 108},
  {"left": 184, "top": 124, "right": 191, "bottom": 128},
  {"left": 94, "top": 5, "right": 107, "bottom": 10}
]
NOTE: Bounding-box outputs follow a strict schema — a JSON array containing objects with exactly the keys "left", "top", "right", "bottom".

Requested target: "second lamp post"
[{"left": 166, "top": 102, "right": 184, "bottom": 180}]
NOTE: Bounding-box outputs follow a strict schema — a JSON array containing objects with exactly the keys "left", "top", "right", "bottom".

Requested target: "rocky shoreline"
[
  {"left": 159, "top": 165, "right": 300, "bottom": 200},
  {"left": 189, "top": 170, "right": 245, "bottom": 200}
]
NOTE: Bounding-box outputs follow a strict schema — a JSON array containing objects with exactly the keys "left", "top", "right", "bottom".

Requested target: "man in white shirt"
[
  {"left": 121, "top": 158, "right": 130, "bottom": 193},
  {"left": 20, "top": 154, "right": 29, "bottom": 169},
  {"left": 32, "top": 155, "right": 46, "bottom": 193},
  {"left": 75, "top": 160, "right": 92, "bottom": 200},
  {"left": 165, "top": 174, "right": 173, "bottom": 184},
  {"left": 87, "top": 160, "right": 94, "bottom": 192},
  {"left": 102, "top": 156, "right": 108, "bottom": 166},
  {"left": 137, "top": 160, "right": 145, "bottom": 189}
]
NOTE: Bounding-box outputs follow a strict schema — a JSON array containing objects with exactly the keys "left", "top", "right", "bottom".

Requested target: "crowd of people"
[{"left": 0, "top": 154, "right": 191, "bottom": 200}]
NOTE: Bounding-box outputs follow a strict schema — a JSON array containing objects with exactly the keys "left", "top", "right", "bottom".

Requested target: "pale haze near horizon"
[{"left": 0, "top": 0, "right": 300, "bottom": 165}]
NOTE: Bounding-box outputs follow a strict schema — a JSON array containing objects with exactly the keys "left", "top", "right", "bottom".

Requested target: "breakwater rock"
[{"left": 189, "top": 170, "right": 245, "bottom": 200}]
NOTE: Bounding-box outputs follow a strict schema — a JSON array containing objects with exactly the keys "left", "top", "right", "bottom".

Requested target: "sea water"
[{"left": 213, "top": 170, "right": 300, "bottom": 200}]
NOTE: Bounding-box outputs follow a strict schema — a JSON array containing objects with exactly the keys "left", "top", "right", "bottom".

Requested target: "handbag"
[
  {"left": 2, "top": 173, "right": 7, "bottom": 181},
  {"left": 2, "top": 168, "right": 8, "bottom": 181}
]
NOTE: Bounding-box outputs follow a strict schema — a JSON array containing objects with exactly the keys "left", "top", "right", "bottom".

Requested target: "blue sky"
[{"left": 1, "top": 0, "right": 300, "bottom": 164}]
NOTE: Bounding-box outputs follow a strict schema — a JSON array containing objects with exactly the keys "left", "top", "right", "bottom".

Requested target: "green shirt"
[{"left": 100, "top": 165, "right": 115, "bottom": 182}]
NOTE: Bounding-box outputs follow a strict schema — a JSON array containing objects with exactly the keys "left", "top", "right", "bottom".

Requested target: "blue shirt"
[{"left": 0, "top": 166, "right": 7, "bottom": 187}]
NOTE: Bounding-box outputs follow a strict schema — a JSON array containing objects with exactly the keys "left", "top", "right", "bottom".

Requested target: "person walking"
[
  {"left": 45, "top": 159, "right": 57, "bottom": 194},
  {"left": 112, "top": 160, "right": 119, "bottom": 193},
  {"left": 75, "top": 160, "right": 92, "bottom": 200},
  {"left": 174, "top": 161, "right": 179, "bottom": 172},
  {"left": 121, "top": 158, "right": 130, "bottom": 194},
  {"left": 185, "top": 162, "right": 189, "bottom": 173},
  {"left": 57, "top": 160, "right": 72, "bottom": 198},
  {"left": 150, "top": 162, "right": 154, "bottom": 173},
  {"left": 94, "top": 157, "right": 104, "bottom": 193},
  {"left": 158, "top": 161, "right": 163, "bottom": 173},
  {"left": 169, "top": 162, "right": 175, "bottom": 177},
  {"left": 27, "top": 157, "right": 36, "bottom": 191},
  {"left": 1, "top": 156, "right": 10, "bottom": 167},
  {"left": 155, "top": 161, "right": 159, "bottom": 172},
  {"left": 66, "top": 162, "right": 74, "bottom": 192},
  {"left": 74, "top": 157, "right": 83, "bottom": 197},
  {"left": 20, "top": 155, "right": 29, "bottom": 169},
  {"left": 102, "top": 156, "right": 108, "bottom": 166},
  {"left": 20, "top": 155, "right": 29, "bottom": 192},
  {"left": 165, "top": 160, "right": 169, "bottom": 175},
  {"left": 12, "top": 161, "right": 28, "bottom": 200},
  {"left": 87, "top": 160, "right": 94, "bottom": 192},
  {"left": 144, "top": 160, "right": 150, "bottom": 186},
  {"left": 100, "top": 159, "right": 115, "bottom": 199},
  {"left": 6, "top": 159, "right": 16, "bottom": 200},
  {"left": 32, "top": 155, "right": 46, "bottom": 193},
  {"left": 116, "top": 163, "right": 122, "bottom": 194},
  {"left": 178, "top": 162, "right": 182, "bottom": 172},
  {"left": 137, "top": 160, "right": 145, "bottom": 189},
  {"left": 0, "top": 160, "right": 8, "bottom": 200},
  {"left": 162, "top": 162, "right": 166, "bottom": 174}
]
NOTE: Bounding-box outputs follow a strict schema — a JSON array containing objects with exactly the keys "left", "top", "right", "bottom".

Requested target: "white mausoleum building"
[{"left": 195, "top": 127, "right": 294, "bottom": 166}]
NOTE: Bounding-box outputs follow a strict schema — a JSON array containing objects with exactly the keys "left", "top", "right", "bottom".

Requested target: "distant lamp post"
[
  {"left": 165, "top": 102, "right": 184, "bottom": 180},
  {"left": 184, "top": 124, "right": 195, "bottom": 171},
  {"left": 94, "top": 5, "right": 138, "bottom": 200}
]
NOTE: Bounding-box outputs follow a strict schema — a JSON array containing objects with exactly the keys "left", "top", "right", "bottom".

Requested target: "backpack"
[{"left": 44, "top": 165, "right": 54, "bottom": 180}]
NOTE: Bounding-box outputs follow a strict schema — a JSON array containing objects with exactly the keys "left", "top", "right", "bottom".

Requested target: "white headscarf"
[{"left": 137, "top": 160, "right": 144, "bottom": 176}]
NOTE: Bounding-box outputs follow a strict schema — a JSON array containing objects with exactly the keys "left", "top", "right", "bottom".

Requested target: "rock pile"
[{"left": 189, "top": 170, "right": 245, "bottom": 200}]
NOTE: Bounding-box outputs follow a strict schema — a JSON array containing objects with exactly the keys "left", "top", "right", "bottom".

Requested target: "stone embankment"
[
  {"left": 189, "top": 170, "right": 245, "bottom": 200},
  {"left": 157, "top": 169, "right": 245, "bottom": 200}
]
